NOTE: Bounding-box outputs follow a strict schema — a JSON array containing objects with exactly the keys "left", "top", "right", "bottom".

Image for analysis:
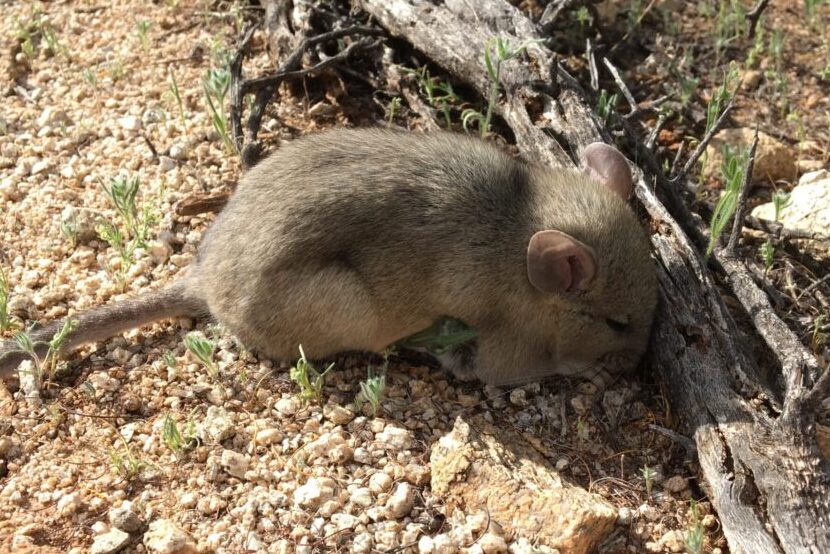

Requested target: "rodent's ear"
[
  {"left": 527, "top": 230, "right": 597, "bottom": 295},
  {"left": 581, "top": 142, "right": 633, "bottom": 200}
]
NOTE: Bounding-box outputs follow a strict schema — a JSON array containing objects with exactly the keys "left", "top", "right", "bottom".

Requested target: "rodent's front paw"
[{"left": 434, "top": 342, "right": 478, "bottom": 382}]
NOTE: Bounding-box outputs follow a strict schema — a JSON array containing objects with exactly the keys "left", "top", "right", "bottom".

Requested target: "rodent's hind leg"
[{"left": 216, "top": 265, "right": 417, "bottom": 362}]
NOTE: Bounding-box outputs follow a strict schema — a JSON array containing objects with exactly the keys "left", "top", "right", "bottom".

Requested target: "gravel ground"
[{"left": 0, "top": 2, "right": 723, "bottom": 553}]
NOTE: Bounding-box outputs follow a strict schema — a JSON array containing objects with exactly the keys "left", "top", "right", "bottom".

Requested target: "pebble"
[
  {"left": 478, "top": 533, "right": 508, "bottom": 553},
  {"left": 254, "top": 428, "right": 283, "bottom": 445},
  {"left": 90, "top": 528, "right": 131, "bottom": 554},
  {"left": 275, "top": 397, "right": 299, "bottom": 417},
  {"left": 350, "top": 487, "right": 373, "bottom": 507},
  {"left": 376, "top": 425, "right": 414, "bottom": 450},
  {"left": 109, "top": 500, "right": 142, "bottom": 532},
  {"left": 57, "top": 492, "right": 82, "bottom": 516},
  {"left": 119, "top": 115, "right": 141, "bottom": 131},
  {"left": 169, "top": 141, "right": 190, "bottom": 160},
  {"left": 509, "top": 389, "right": 528, "bottom": 406},
  {"left": 351, "top": 532, "right": 373, "bottom": 553},
  {"left": 199, "top": 406, "right": 236, "bottom": 443},
  {"left": 325, "top": 404, "right": 355, "bottom": 425},
  {"left": 369, "top": 472, "right": 393, "bottom": 494},
  {"left": 293, "top": 477, "right": 336, "bottom": 510},
  {"left": 143, "top": 519, "right": 196, "bottom": 554},
  {"left": 219, "top": 449, "right": 248, "bottom": 478},
  {"left": 385, "top": 483, "right": 415, "bottom": 519},
  {"left": 158, "top": 156, "right": 177, "bottom": 172}
]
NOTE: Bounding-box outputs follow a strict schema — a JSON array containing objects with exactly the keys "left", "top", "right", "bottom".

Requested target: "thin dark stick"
[
  {"left": 725, "top": 127, "right": 759, "bottom": 254},
  {"left": 229, "top": 22, "right": 259, "bottom": 161},
  {"left": 646, "top": 112, "right": 669, "bottom": 151},
  {"left": 669, "top": 140, "right": 686, "bottom": 178},
  {"left": 797, "top": 273, "right": 830, "bottom": 300},
  {"left": 602, "top": 57, "right": 638, "bottom": 113},
  {"left": 744, "top": 216, "right": 830, "bottom": 241},
  {"left": 539, "top": 0, "right": 583, "bottom": 32},
  {"left": 141, "top": 134, "right": 158, "bottom": 160},
  {"left": 746, "top": 0, "right": 770, "bottom": 39}
]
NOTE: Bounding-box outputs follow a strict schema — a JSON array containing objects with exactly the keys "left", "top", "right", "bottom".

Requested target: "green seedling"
[
  {"left": 684, "top": 499, "right": 705, "bottom": 554},
  {"left": 705, "top": 63, "right": 740, "bottom": 137},
  {"left": 386, "top": 96, "right": 402, "bottom": 126},
  {"left": 102, "top": 174, "right": 140, "bottom": 233},
  {"left": 0, "top": 267, "right": 16, "bottom": 332},
  {"left": 760, "top": 190, "right": 791, "bottom": 268},
  {"left": 706, "top": 145, "right": 749, "bottom": 257},
  {"left": 772, "top": 190, "right": 791, "bottom": 221},
  {"left": 15, "top": 18, "right": 35, "bottom": 61},
  {"left": 162, "top": 413, "right": 198, "bottom": 456},
  {"left": 712, "top": 0, "right": 748, "bottom": 62},
  {"left": 202, "top": 67, "right": 235, "bottom": 152},
  {"left": 289, "top": 345, "right": 334, "bottom": 405},
  {"left": 136, "top": 20, "right": 151, "bottom": 52},
  {"left": 108, "top": 59, "right": 125, "bottom": 82},
  {"left": 96, "top": 218, "right": 135, "bottom": 291},
  {"left": 162, "top": 351, "right": 177, "bottom": 368},
  {"left": 108, "top": 436, "right": 152, "bottom": 480},
  {"left": 13, "top": 319, "right": 78, "bottom": 384},
  {"left": 358, "top": 366, "right": 387, "bottom": 417},
  {"left": 184, "top": 332, "right": 218, "bottom": 378},
  {"left": 641, "top": 465, "right": 657, "bottom": 499},
  {"left": 575, "top": 6, "right": 592, "bottom": 26},
  {"left": 83, "top": 67, "right": 97, "bottom": 86},
  {"left": 168, "top": 67, "right": 187, "bottom": 128},
  {"left": 596, "top": 89, "right": 619, "bottom": 123},
  {"left": 747, "top": 24, "right": 766, "bottom": 68},
  {"left": 405, "top": 66, "right": 461, "bottom": 127},
  {"left": 463, "top": 36, "right": 544, "bottom": 138}
]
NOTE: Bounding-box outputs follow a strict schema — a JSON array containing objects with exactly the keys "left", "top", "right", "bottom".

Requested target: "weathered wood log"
[{"left": 357, "top": 0, "right": 830, "bottom": 551}]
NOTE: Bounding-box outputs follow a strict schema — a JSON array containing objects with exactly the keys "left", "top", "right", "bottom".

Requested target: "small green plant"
[
  {"left": 202, "top": 67, "right": 235, "bottom": 152},
  {"left": 747, "top": 24, "right": 766, "bottom": 68},
  {"left": 712, "top": 0, "right": 748, "bottom": 62},
  {"left": 405, "top": 66, "right": 460, "bottom": 127},
  {"left": 357, "top": 366, "right": 387, "bottom": 416},
  {"left": 289, "top": 345, "right": 334, "bottom": 405},
  {"left": 596, "top": 89, "right": 619, "bottom": 123},
  {"left": 684, "top": 499, "right": 705, "bottom": 554},
  {"left": 0, "top": 267, "right": 16, "bottom": 332},
  {"left": 162, "top": 351, "right": 177, "bottom": 368},
  {"left": 386, "top": 96, "right": 402, "bottom": 126},
  {"left": 805, "top": 0, "right": 829, "bottom": 22},
  {"left": 15, "top": 18, "right": 35, "bottom": 61},
  {"left": 13, "top": 319, "right": 78, "bottom": 384},
  {"left": 83, "top": 67, "right": 97, "bottom": 86},
  {"left": 706, "top": 145, "right": 749, "bottom": 257},
  {"left": 109, "top": 437, "right": 151, "bottom": 480},
  {"left": 184, "top": 332, "right": 218, "bottom": 378},
  {"left": 136, "top": 20, "right": 152, "bottom": 52},
  {"left": 705, "top": 63, "right": 740, "bottom": 137},
  {"left": 102, "top": 174, "right": 140, "bottom": 233},
  {"left": 575, "top": 6, "right": 592, "bottom": 26},
  {"left": 759, "top": 239, "right": 774, "bottom": 268},
  {"left": 108, "top": 58, "right": 125, "bottom": 82},
  {"left": 462, "top": 36, "right": 543, "bottom": 138},
  {"left": 96, "top": 219, "right": 135, "bottom": 290},
  {"left": 162, "top": 413, "right": 198, "bottom": 456},
  {"left": 167, "top": 67, "right": 187, "bottom": 128},
  {"left": 641, "top": 465, "right": 657, "bottom": 499},
  {"left": 772, "top": 190, "right": 791, "bottom": 221}
]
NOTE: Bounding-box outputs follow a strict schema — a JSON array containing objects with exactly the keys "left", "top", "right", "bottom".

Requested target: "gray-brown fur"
[{"left": 0, "top": 128, "right": 657, "bottom": 386}]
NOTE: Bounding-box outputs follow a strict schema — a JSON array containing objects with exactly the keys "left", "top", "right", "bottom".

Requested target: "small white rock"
[
  {"left": 351, "top": 532, "right": 373, "bottom": 554},
  {"left": 109, "top": 500, "right": 142, "bottom": 532},
  {"left": 293, "top": 477, "right": 336, "bottom": 510},
  {"left": 376, "top": 425, "right": 414, "bottom": 450},
  {"left": 385, "top": 483, "right": 415, "bottom": 519},
  {"left": 57, "top": 493, "right": 82, "bottom": 516},
  {"left": 90, "top": 528, "right": 130, "bottom": 554},
  {"left": 219, "top": 449, "right": 248, "bottom": 478},
  {"left": 143, "top": 519, "right": 196, "bottom": 554},
  {"left": 119, "top": 116, "right": 142, "bottom": 131},
  {"left": 255, "top": 428, "right": 283, "bottom": 445},
  {"left": 158, "top": 156, "right": 177, "bottom": 172},
  {"left": 275, "top": 397, "right": 299, "bottom": 417},
  {"left": 369, "top": 472, "right": 393, "bottom": 494},
  {"left": 199, "top": 406, "right": 236, "bottom": 443}
]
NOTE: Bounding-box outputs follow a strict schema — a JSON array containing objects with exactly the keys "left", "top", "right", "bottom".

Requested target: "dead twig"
[
  {"left": 725, "top": 127, "right": 759, "bottom": 255},
  {"left": 746, "top": 0, "right": 770, "bottom": 39},
  {"left": 602, "top": 57, "right": 638, "bottom": 114},
  {"left": 239, "top": 26, "right": 383, "bottom": 164},
  {"left": 670, "top": 95, "right": 734, "bottom": 184},
  {"left": 229, "top": 22, "right": 259, "bottom": 159},
  {"left": 744, "top": 216, "right": 830, "bottom": 242}
]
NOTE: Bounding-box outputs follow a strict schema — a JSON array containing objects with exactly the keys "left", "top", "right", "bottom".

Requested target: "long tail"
[{"left": 0, "top": 280, "right": 206, "bottom": 379}]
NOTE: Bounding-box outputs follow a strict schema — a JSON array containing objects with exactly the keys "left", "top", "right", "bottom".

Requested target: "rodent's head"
[{"left": 525, "top": 143, "right": 658, "bottom": 385}]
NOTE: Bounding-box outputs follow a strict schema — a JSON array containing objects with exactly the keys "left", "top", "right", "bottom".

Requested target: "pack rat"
[{"left": 0, "top": 128, "right": 657, "bottom": 387}]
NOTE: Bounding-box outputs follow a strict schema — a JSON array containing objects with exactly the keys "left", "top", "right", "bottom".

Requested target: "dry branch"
[{"left": 357, "top": 0, "right": 830, "bottom": 551}]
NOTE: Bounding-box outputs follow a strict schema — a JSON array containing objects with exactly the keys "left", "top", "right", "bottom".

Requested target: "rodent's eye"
[{"left": 605, "top": 318, "right": 630, "bottom": 333}]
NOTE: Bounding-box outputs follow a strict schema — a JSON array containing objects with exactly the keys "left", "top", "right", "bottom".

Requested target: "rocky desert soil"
[{"left": 1, "top": 1, "right": 828, "bottom": 553}]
